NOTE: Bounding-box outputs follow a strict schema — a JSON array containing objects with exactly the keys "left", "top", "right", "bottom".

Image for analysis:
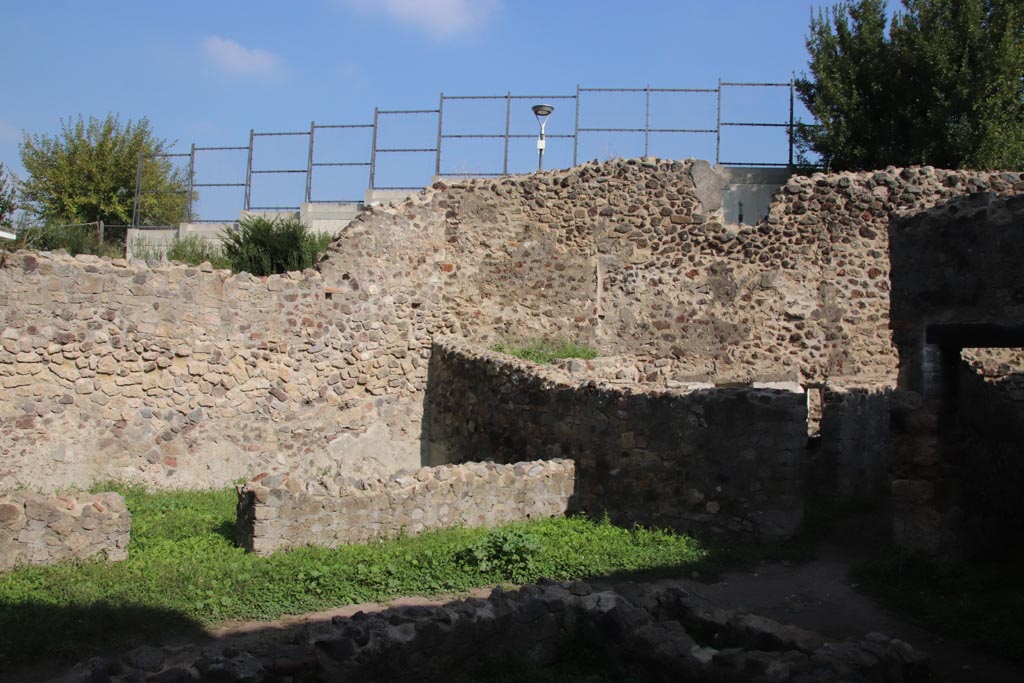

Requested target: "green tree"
[
  {"left": 0, "top": 162, "right": 17, "bottom": 231},
  {"left": 795, "top": 0, "right": 1024, "bottom": 170},
  {"left": 19, "top": 114, "right": 190, "bottom": 226}
]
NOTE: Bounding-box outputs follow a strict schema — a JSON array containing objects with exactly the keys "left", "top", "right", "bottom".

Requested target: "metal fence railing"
[{"left": 134, "top": 79, "right": 801, "bottom": 226}]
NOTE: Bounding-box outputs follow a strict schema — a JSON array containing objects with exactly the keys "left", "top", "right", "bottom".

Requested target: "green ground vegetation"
[
  {"left": 131, "top": 234, "right": 231, "bottom": 269},
  {"left": 853, "top": 551, "right": 1024, "bottom": 662},
  {"left": 0, "top": 485, "right": 706, "bottom": 669},
  {"left": 491, "top": 340, "right": 599, "bottom": 364}
]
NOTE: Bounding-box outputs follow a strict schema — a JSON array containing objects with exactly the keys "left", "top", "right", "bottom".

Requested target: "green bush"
[
  {"left": 221, "top": 216, "right": 333, "bottom": 276},
  {"left": 459, "top": 527, "right": 540, "bottom": 583},
  {"left": 492, "top": 340, "right": 599, "bottom": 364}
]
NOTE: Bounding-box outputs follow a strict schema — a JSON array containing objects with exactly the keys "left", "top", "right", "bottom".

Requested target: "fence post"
[
  {"left": 503, "top": 91, "right": 512, "bottom": 176},
  {"left": 305, "top": 121, "right": 315, "bottom": 204},
  {"left": 369, "top": 107, "right": 380, "bottom": 190},
  {"left": 643, "top": 82, "right": 651, "bottom": 157},
  {"left": 573, "top": 84, "right": 581, "bottom": 167},
  {"left": 715, "top": 79, "right": 722, "bottom": 166},
  {"left": 187, "top": 143, "right": 196, "bottom": 224},
  {"left": 132, "top": 152, "right": 144, "bottom": 227},
  {"left": 434, "top": 93, "right": 444, "bottom": 177},
  {"left": 98, "top": 220, "right": 104, "bottom": 244},
  {"left": 788, "top": 78, "right": 795, "bottom": 167},
  {"left": 244, "top": 129, "right": 255, "bottom": 212}
]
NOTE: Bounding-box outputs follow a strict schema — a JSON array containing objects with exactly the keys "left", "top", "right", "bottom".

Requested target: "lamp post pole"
[
  {"left": 537, "top": 128, "right": 545, "bottom": 172},
  {"left": 532, "top": 104, "right": 554, "bottom": 172}
]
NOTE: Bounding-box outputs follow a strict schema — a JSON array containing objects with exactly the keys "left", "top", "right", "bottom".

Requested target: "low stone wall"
[
  {"left": 817, "top": 383, "right": 892, "bottom": 504},
  {"left": 56, "top": 579, "right": 929, "bottom": 683},
  {"left": 0, "top": 491, "right": 130, "bottom": 571},
  {"left": 424, "top": 338, "right": 809, "bottom": 541},
  {"left": 236, "top": 459, "right": 575, "bottom": 556}
]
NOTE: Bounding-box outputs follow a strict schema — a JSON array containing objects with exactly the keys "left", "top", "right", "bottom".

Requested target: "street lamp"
[{"left": 532, "top": 104, "right": 554, "bottom": 172}]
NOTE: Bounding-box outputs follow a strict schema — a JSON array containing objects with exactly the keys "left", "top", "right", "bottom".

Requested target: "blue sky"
[{"left": 1, "top": 0, "right": 840, "bottom": 220}]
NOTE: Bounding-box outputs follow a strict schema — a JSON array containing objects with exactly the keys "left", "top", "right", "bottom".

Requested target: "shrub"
[
  {"left": 458, "top": 526, "right": 540, "bottom": 583},
  {"left": 221, "top": 216, "right": 333, "bottom": 276}
]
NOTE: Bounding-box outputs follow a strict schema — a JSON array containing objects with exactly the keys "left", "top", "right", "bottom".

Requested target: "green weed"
[
  {"left": 0, "top": 486, "right": 705, "bottom": 669},
  {"left": 492, "top": 339, "right": 599, "bottom": 364},
  {"left": 459, "top": 526, "right": 540, "bottom": 583}
]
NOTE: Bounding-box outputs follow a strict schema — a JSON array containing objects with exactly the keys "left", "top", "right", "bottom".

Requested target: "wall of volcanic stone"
[
  {"left": 322, "top": 160, "right": 1022, "bottom": 385},
  {"left": 0, "top": 253, "right": 433, "bottom": 491},
  {"left": 0, "top": 490, "right": 130, "bottom": 571},
  {"left": 423, "top": 338, "right": 808, "bottom": 541},
  {"left": 1, "top": 159, "right": 1020, "bottom": 492},
  {"left": 888, "top": 193, "right": 1024, "bottom": 557},
  {"left": 236, "top": 458, "right": 574, "bottom": 556}
]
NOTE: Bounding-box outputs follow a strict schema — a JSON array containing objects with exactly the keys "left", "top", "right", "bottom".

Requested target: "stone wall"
[
  {"left": 2, "top": 159, "right": 1020, "bottom": 492},
  {"left": 888, "top": 193, "right": 1024, "bottom": 558},
  {"left": 953, "top": 361, "right": 1024, "bottom": 555},
  {"left": 0, "top": 490, "right": 129, "bottom": 571},
  {"left": 55, "top": 579, "right": 929, "bottom": 683},
  {"left": 326, "top": 160, "right": 1021, "bottom": 385},
  {"left": 890, "top": 193, "right": 1024, "bottom": 391},
  {"left": 817, "top": 383, "right": 892, "bottom": 504},
  {"left": 235, "top": 459, "right": 574, "bottom": 556},
  {"left": 424, "top": 338, "right": 808, "bottom": 541},
  {"left": 0, "top": 253, "right": 429, "bottom": 491}
]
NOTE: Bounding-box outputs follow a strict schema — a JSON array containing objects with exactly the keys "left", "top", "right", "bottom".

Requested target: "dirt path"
[{"left": 679, "top": 542, "right": 1024, "bottom": 683}]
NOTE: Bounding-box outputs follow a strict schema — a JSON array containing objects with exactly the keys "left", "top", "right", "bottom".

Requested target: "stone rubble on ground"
[{"left": 56, "top": 579, "right": 929, "bottom": 683}]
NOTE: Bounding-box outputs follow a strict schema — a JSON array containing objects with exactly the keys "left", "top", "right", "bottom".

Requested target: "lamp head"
[{"left": 532, "top": 104, "right": 554, "bottom": 118}]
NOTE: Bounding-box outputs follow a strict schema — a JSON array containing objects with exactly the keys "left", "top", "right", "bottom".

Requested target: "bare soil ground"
[{"left": 679, "top": 545, "right": 1023, "bottom": 682}]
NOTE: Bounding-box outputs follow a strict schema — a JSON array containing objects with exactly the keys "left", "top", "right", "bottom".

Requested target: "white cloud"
[
  {"left": 201, "top": 36, "right": 285, "bottom": 80},
  {"left": 337, "top": 0, "right": 500, "bottom": 39}
]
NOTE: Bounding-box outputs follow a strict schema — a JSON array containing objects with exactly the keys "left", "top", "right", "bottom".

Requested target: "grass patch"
[
  {"left": 492, "top": 340, "right": 599, "bottom": 364},
  {"left": 853, "top": 551, "right": 1024, "bottom": 662},
  {"left": 0, "top": 486, "right": 706, "bottom": 669}
]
